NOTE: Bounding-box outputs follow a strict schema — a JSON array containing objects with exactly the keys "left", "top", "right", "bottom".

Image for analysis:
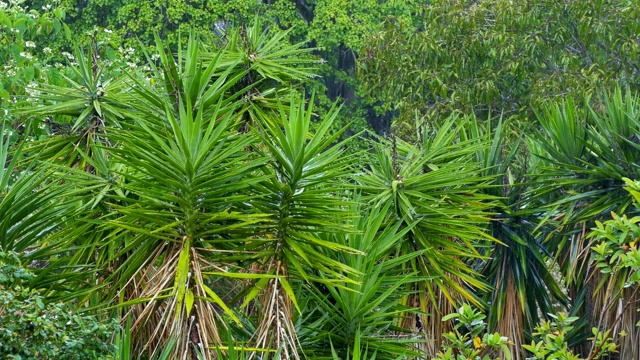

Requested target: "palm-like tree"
[
  {"left": 465, "top": 119, "right": 566, "bottom": 360},
  {"left": 14, "top": 22, "right": 342, "bottom": 359},
  {"left": 532, "top": 87, "right": 640, "bottom": 358},
  {"left": 236, "top": 95, "right": 360, "bottom": 359},
  {"left": 358, "top": 115, "right": 497, "bottom": 355}
]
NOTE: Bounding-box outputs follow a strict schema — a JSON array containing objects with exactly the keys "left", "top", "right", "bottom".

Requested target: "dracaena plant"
[
  {"left": 358, "top": 114, "right": 497, "bottom": 356},
  {"left": 462, "top": 117, "right": 566, "bottom": 360},
  {"left": 14, "top": 24, "right": 324, "bottom": 360},
  {"left": 302, "top": 202, "right": 426, "bottom": 359},
  {"left": 531, "top": 87, "right": 640, "bottom": 358},
  {"left": 240, "top": 95, "right": 360, "bottom": 359}
]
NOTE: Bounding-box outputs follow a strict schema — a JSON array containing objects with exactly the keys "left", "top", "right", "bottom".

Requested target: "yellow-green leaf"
[{"left": 185, "top": 289, "right": 194, "bottom": 317}]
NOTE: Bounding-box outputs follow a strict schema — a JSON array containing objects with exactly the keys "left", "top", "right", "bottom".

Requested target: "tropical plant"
[
  {"left": 0, "top": 123, "right": 77, "bottom": 253},
  {"left": 358, "top": 114, "right": 497, "bottom": 355},
  {"left": 463, "top": 118, "right": 566, "bottom": 359},
  {"left": 532, "top": 86, "right": 640, "bottom": 358},
  {"left": 12, "top": 22, "right": 367, "bottom": 360},
  {"left": 301, "top": 203, "right": 425, "bottom": 359},
  {"left": 435, "top": 304, "right": 512, "bottom": 360},
  {"left": 246, "top": 94, "right": 362, "bottom": 360}
]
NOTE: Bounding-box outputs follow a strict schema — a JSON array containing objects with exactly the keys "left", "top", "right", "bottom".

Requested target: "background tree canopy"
[
  {"left": 358, "top": 0, "right": 640, "bottom": 135},
  {"left": 23, "top": 0, "right": 429, "bottom": 136}
]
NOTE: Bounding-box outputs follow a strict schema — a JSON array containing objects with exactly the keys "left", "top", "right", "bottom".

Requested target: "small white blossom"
[
  {"left": 42, "top": 4, "right": 52, "bottom": 10},
  {"left": 61, "top": 51, "right": 75, "bottom": 61},
  {"left": 26, "top": 82, "right": 40, "bottom": 97},
  {"left": 25, "top": 41, "right": 36, "bottom": 48},
  {"left": 19, "top": 52, "right": 33, "bottom": 60},
  {"left": 43, "top": 47, "right": 52, "bottom": 54},
  {"left": 104, "top": 29, "right": 112, "bottom": 34}
]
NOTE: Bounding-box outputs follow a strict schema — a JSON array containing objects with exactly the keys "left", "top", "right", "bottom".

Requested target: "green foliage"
[
  {"left": 303, "top": 204, "right": 425, "bottom": 359},
  {"left": 531, "top": 87, "right": 640, "bottom": 358},
  {"left": 307, "top": 0, "right": 426, "bottom": 50},
  {"left": 359, "top": 0, "right": 640, "bottom": 133},
  {"left": 7, "top": 2, "right": 640, "bottom": 359},
  {"left": 359, "top": 114, "right": 496, "bottom": 306},
  {"left": 590, "top": 178, "right": 640, "bottom": 313},
  {"left": 532, "top": 87, "right": 640, "bottom": 281},
  {"left": 464, "top": 117, "right": 567, "bottom": 355},
  {"left": 523, "top": 313, "right": 582, "bottom": 360},
  {"left": 523, "top": 313, "right": 617, "bottom": 360},
  {"left": 21, "top": 0, "right": 432, "bottom": 138},
  {"left": 12, "top": 23, "right": 362, "bottom": 359},
  {"left": 0, "top": 251, "right": 117, "bottom": 360},
  {"left": 0, "top": 0, "right": 69, "bottom": 126},
  {"left": 435, "top": 304, "right": 512, "bottom": 360},
  {"left": 0, "top": 123, "right": 75, "bottom": 253}
]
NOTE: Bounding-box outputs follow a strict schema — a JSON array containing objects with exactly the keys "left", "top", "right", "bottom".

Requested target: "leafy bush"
[
  {"left": 524, "top": 313, "right": 617, "bottom": 360},
  {"left": 0, "top": 251, "right": 118, "bottom": 360},
  {"left": 436, "top": 304, "right": 512, "bottom": 360}
]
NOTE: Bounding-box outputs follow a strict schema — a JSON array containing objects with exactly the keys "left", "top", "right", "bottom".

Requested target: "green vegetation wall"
[
  {"left": 24, "top": 0, "right": 429, "bottom": 136},
  {"left": 358, "top": 0, "right": 640, "bottom": 135}
]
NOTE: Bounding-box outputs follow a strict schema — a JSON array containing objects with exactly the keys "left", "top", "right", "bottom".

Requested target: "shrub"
[{"left": 0, "top": 251, "right": 118, "bottom": 360}]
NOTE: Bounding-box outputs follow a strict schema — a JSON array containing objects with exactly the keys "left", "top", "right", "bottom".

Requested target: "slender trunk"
[
  {"left": 253, "top": 259, "right": 299, "bottom": 360},
  {"left": 617, "top": 286, "right": 640, "bottom": 359},
  {"left": 493, "top": 268, "right": 525, "bottom": 360}
]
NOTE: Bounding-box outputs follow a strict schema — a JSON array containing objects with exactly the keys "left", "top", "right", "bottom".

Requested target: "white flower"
[
  {"left": 104, "top": 29, "right": 112, "bottom": 34},
  {"left": 25, "top": 41, "right": 36, "bottom": 48},
  {"left": 10, "top": 28, "right": 19, "bottom": 34},
  {"left": 42, "top": 4, "right": 52, "bottom": 10},
  {"left": 61, "top": 51, "right": 75, "bottom": 61},
  {"left": 26, "top": 82, "right": 40, "bottom": 97},
  {"left": 19, "top": 52, "right": 33, "bottom": 60},
  {"left": 43, "top": 47, "right": 52, "bottom": 54}
]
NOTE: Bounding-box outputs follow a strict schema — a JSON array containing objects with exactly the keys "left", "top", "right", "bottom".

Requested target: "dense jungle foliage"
[{"left": 1, "top": 0, "right": 640, "bottom": 359}]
